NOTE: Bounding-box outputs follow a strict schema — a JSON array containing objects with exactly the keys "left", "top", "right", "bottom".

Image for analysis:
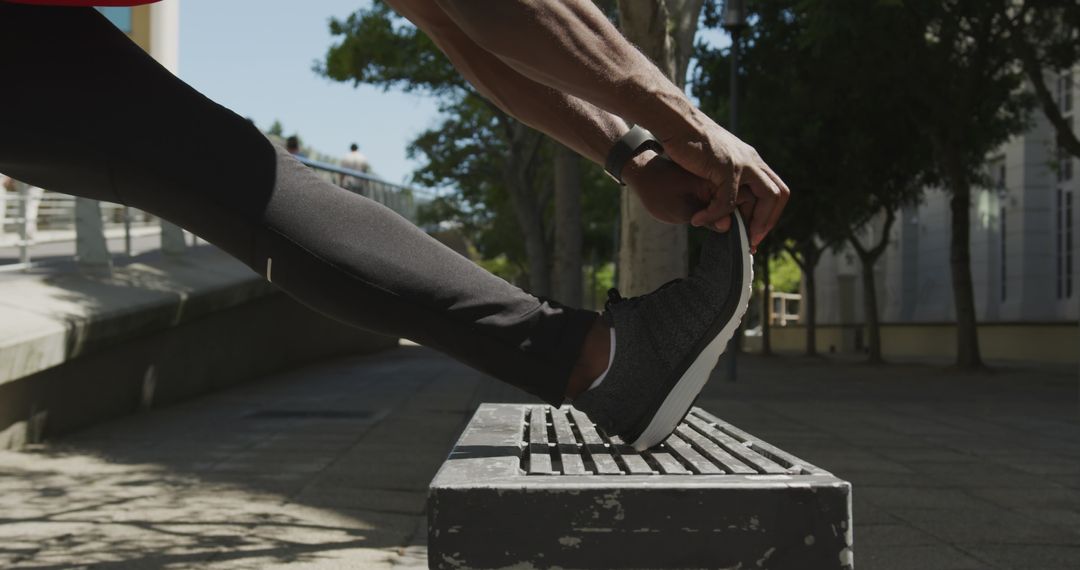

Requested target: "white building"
[{"left": 806, "top": 71, "right": 1076, "bottom": 359}]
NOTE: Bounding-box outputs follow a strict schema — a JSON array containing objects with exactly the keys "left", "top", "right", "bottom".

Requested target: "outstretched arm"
[
  {"left": 426, "top": 0, "right": 789, "bottom": 247},
  {"left": 388, "top": 0, "right": 711, "bottom": 224}
]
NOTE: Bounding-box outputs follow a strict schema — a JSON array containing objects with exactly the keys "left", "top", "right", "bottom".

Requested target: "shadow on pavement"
[{"left": 1, "top": 346, "right": 1078, "bottom": 569}]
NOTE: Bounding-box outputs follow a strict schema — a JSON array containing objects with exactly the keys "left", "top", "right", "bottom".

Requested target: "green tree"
[
  {"left": 799, "top": 0, "right": 931, "bottom": 363},
  {"left": 897, "top": 0, "right": 1033, "bottom": 369},
  {"left": 319, "top": 2, "right": 552, "bottom": 294},
  {"left": 695, "top": 0, "right": 845, "bottom": 357},
  {"left": 1009, "top": 0, "right": 1080, "bottom": 160},
  {"left": 695, "top": 0, "right": 936, "bottom": 361},
  {"left": 553, "top": 143, "right": 584, "bottom": 306},
  {"left": 267, "top": 119, "right": 284, "bottom": 137}
]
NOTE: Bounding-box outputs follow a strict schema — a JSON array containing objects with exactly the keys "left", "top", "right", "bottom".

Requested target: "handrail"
[
  {"left": 296, "top": 156, "right": 434, "bottom": 197},
  {"left": 294, "top": 156, "right": 433, "bottom": 226},
  {"left": 2, "top": 159, "right": 435, "bottom": 271}
]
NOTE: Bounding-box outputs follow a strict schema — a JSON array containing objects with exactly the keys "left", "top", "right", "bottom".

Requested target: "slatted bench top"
[
  {"left": 525, "top": 405, "right": 823, "bottom": 477},
  {"left": 428, "top": 404, "right": 854, "bottom": 569}
]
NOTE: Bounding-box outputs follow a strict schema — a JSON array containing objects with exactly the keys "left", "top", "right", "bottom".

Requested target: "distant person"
[
  {"left": 340, "top": 143, "right": 371, "bottom": 190},
  {"left": 285, "top": 135, "right": 304, "bottom": 158},
  {"left": 0, "top": 0, "right": 788, "bottom": 451},
  {"left": 342, "top": 143, "right": 370, "bottom": 174}
]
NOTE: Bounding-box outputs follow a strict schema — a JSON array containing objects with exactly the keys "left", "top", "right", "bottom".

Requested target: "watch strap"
[{"left": 604, "top": 124, "right": 664, "bottom": 185}]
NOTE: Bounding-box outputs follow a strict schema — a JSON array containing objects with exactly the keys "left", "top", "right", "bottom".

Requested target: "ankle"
[{"left": 565, "top": 316, "right": 612, "bottom": 400}]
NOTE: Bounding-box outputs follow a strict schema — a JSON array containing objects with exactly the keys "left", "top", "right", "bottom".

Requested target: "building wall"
[
  {"left": 808, "top": 70, "right": 1079, "bottom": 333},
  {"left": 747, "top": 322, "right": 1078, "bottom": 364},
  {"left": 97, "top": 3, "right": 175, "bottom": 66}
]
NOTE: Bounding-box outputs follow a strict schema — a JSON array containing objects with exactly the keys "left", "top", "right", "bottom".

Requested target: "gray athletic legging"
[{"left": 0, "top": 3, "right": 596, "bottom": 406}]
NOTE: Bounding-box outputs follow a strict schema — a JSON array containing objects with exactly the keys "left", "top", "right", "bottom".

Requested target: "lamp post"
[
  {"left": 724, "top": 0, "right": 747, "bottom": 382},
  {"left": 724, "top": 0, "right": 748, "bottom": 132}
]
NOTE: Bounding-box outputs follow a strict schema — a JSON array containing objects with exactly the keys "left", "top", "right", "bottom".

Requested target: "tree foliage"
[
  {"left": 318, "top": 1, "right": 617, "bottom": 295},
  {"left": 693, "top": 0, "right": 1062, "bottom": 365},
  {"left": 1009, "top": 0, "right": 1080, "bottom": 159}
]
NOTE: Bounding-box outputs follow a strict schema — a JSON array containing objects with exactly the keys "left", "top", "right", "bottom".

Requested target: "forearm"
[
  {"left": 389, "top": 0, "right": 628, "bottom": 165},
  {"left": 431, "top": 0, "right": 704, "bottom": 141}
]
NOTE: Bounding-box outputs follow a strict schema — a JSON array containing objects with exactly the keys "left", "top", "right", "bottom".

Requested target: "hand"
[
  {"left": 622, "top": 151, "right": 712, "bottom": 225},
  {"left": 656, "top": 112, "right": 791, "bottom": 251}
]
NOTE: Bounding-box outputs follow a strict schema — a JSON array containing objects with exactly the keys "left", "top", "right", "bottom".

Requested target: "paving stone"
[
  {"left": 855, "top": 523, "right": 941, "bottom": 546},
  {"left": 857, "top": 544, "right": 993, "bottom": 570},
  {"left": 963, "top": 544, "right": 1080, "bottom": 569},
  {"left": 868, "top": 446, "right": 985, "bottom": 464},
  {"left": 967, "top": 486, "right": 1080, "bottom": 510},
  {"left": 853, "top": 503, "right": 902, "bottom": 525},
  {"left": 860, "top": 487, "right": 994, "bottom": 510},
  {"left": 916, "top": 462, "right": 1049, "bottom": 488},
  {"left": 1011, "top": 508, "right": 1080, "bottom": 532},
  {"left": 294, "top": 486, "right": 427, "bottom": 515},
  {"left": 889, "top": 506, "right": 1079, "bottom": 545}
]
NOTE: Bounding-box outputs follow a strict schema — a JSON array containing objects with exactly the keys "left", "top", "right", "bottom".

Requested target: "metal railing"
[
  {"left": 1, "top": 187, "right": 164, "bottom": 270},
  {"left": 1, "top": 161, "right": 432, "bottom": 271},
  {"left": 769, "top": 291, "right": 802, "bottom": 326},
  {"left": 296, "top": 156, "right": 433, "bottom": 224}
]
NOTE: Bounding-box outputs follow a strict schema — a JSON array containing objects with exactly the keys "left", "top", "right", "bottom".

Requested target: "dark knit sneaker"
[{"left": 570, "top": 211, "right": 753, "bottom": 451}]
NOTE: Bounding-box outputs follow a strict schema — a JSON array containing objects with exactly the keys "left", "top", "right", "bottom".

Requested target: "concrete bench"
[{"left": 428, "top": 403, "right": 853, "bottom": 569}]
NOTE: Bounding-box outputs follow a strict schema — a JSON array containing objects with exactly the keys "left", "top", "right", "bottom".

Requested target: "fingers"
[
  {"left": 737, "top": 193, "right": 756, "bottom": 224},
  {"left": 760, "top": 164, "right": 791, "bottom": 236},
  {"left": 713, "top": 215, "right": 732, "bottom": 233},
  {"left": 689, "top": 194, "right": 734, "bottom": 229},
  {"left": 740, "top": 170, "right": 777, "bottom": 246},
  {"left": 691, "top": 161, "right": 739, "bottom": 230}
]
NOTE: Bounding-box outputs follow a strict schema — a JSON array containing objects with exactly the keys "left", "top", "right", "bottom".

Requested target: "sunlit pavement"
[{"left": 0, "top": 345, "right": 1077, "bottom": 569}]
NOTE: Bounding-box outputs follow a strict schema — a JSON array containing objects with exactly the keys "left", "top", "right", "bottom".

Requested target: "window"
[
  {"left": 1059, "top": 71, "right": 1073, "bottom": 114},
  {"left": 96, "top": 7, "right": 132, "bottom": 33},
  {"left": 1068, "top": 191, "right": 1075, "bottom": 299},
  {"left": 1000, "top": 206, "right": 1007, "bottom": 301},
  {"left": 1057, "top": 189, "right": 1074, "bottom": 299},
  {"left": 993, "top": 160, "right": 1008, "bottom": 301},
  {"left": 1059, "top": 142, "right": 1073, "bottom": 183}
]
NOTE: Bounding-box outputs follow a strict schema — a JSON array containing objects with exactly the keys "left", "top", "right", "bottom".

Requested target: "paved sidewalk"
[{"left": 0, "top": 346, "right": 1078, "bottom": 569}]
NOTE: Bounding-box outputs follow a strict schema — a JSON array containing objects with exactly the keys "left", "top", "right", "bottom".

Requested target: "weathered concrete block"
[{"left": 429, "top": 404, "right": 853, "bottom": 569}]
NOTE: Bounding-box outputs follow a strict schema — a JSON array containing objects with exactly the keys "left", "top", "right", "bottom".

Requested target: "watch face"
[{"left": 606, "top": 125, "right": 663, "bottom": 185}]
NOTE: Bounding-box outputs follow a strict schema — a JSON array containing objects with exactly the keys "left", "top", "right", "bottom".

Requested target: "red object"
[{"left": 5, "top": 1, "right": 159, "bottom": 5}]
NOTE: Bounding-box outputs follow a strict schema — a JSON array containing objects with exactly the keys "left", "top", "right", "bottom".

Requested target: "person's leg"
[{"left": 0, "top": 3, "right": 604, "bottom": 405}]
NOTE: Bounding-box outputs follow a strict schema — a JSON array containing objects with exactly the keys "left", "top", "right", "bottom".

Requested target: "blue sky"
[{"left": 179, "top": 1, "right": 729, "bottom": 185}]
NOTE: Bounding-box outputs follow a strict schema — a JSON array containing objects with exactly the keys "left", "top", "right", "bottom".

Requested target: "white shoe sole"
[{"left": 629, "top": 212, "right": 754, "bottom": 452}]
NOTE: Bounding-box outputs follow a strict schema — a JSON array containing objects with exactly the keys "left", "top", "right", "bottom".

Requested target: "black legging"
[{"left": 0, "top": 3, "right": 596, "bottom": 405}]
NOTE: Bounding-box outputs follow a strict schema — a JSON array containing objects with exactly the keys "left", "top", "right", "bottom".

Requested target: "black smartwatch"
[{"left": 604, "top": 124, "right": 664, "bottom": 186}]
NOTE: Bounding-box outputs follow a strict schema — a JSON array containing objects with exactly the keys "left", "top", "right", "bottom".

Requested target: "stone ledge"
[
  {"left": 0, "top": 248, "right": 274, "bottom": 385},
  {"left": 0, "top": 247, "right": 398, "bottom": 449}
]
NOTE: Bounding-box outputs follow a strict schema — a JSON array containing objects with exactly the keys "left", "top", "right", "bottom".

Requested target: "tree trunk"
[
  {"left": 857, "top": 251, "right": 883, "bottom": 363},
  {"left": 787, "top": 240, "right": 822, "bottom": 357},
  {"left": 553, "top": 143, "right": 583, "bottom": 306},
  {"left": 1013, "top": 32, "right": 1080, "bottom": 160},
  {"left": 798, "top": 242, "right": 823, "bottom": 357},
  {"left": 848, "top": 209, "right": 896, "bottom": 364},
  {"left": 499, "top": 120, "right": 552, "bottom": 297},
  {"left": 948, "top": 175, "right": 983, "bottom": 368},
  {"left": 513, "top": 185, "right": 550, "bottom": 297},
  {"left": 761, "top": 253, "right": 772, "bottom": 356},
  {"left": 617, "top": 195, "right": 688, "bottom": 295},
  {"left": 504, "top": 147, "right": 550, "bottom": 296},
  {"left": 803, "top": 268, "right": 817, "bottom": 356},
  {"left": 615, "top": 0, "right": 703, "bottom": 296}
]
